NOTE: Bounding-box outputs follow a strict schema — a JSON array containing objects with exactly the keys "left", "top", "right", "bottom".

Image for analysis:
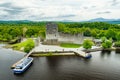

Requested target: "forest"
[
  {"left": 0, "top": 21, "right": 120, "bottom": 43},
  {"left": 0, "top": 22, "right": 45, "bottom": 42},
  {"left": 58, "top": 22, "right": 120, "bottom": 41}
]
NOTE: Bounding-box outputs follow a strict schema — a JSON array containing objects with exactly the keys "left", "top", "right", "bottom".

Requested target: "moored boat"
[
  {"left": 13, "top": 57, "right": 33, "bottom": 74},
  {"left": 85, "top": 53, "right": 92, "bottom": 59}
]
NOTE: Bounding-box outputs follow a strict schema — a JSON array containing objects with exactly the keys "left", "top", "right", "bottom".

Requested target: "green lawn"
[
  {"left": 60, "top": 43, "right": 81, "bottom": 48},
  {"left": 12, "top": 38, "right": 34, "bottom": 51}
]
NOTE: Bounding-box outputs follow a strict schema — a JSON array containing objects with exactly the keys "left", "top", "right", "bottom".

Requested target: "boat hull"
[
  {"left": 13, "top": 62, "right": 32, "bottom": 74},
  {"left": 85, "top": 54, "right": 92, "bottom": 59},
  {"left": 13, "top": 57, "right": 33, "bottom": 74}
]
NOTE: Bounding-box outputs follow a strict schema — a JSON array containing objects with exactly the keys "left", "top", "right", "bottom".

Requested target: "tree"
[
  {"left": 102, "top": 39, "right": 112, "bottom": 49},
  {"left": 24, "top": 40, "right": 35, "bottom": 53},
  {"left": 83, "top": 39, "right": 94, "bottom": 49},
  {"left": 101, "top": 37, "right": 107, "bottom": 43},
  {"left": 91, "top": 29, "right": 97, "bottom": 38},
  {"left": 105, "top": 29, "right": 116, "bottom": 40},
  {"left": 98, "top": 30, "right": 106, "bottom": 38},
  {"left": 84, "top": 28, "right": 91, "bottom": 36},
  {"left": 116, "top": 32, "right": 120, "bottom": 41},
  {"left": 23, "top": 27, "right": 27, "bottom": 37},
  {"left": 114, "top": 41, "right": 120, "bottom": 47}
]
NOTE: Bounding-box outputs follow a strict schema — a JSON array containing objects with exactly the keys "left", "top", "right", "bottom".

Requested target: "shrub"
[
  {"left": 102, "top": 40, "right": 112, "bottom": 48},
  {"left": 83, "top": 39, "right": 94, "bottom": 49},
  {"left": 24, "top": 42, "right": 35, "bottom": 53},
  {"left": 116, "top": 32, "right": 120, "bottom": 41},
  {"left": 101, "top": 37, "right": 107, "bottom": 43},
  {"left": 114, "top": 41, "right": 120, "bottom": 47}
]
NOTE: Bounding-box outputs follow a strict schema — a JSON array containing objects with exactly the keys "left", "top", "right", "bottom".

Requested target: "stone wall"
[
  {"left": 43, "top": 39, "right": 59, "bottom": 45},
  {"left": 46, "top": 22, "right": 58, "bottom": 40},
  {"left": 44, "top": 22, "right": 92, "bottom": 45},
  {"left": 58, "top": 32, "right": 84, "bottom": 44}
]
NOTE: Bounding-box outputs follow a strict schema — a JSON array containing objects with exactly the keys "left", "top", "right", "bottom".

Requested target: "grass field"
[
  {"left": 12, "top": 38, "right": 34, "bottom": 51},
  {"left": 60, "top": 43, "right": 81, "bottom": 48}
]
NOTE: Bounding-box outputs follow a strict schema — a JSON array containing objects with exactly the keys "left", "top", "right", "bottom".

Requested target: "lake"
[{"left": 0, "top": 44, "right": 120, "bottom": 80}]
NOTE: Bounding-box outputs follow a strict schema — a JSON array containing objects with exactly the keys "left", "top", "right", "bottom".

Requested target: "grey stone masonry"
[{"left": 46, "top": 22, "right": 59, "bottom": 40}]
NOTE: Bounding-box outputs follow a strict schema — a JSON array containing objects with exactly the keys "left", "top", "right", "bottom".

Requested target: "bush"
[
  {"left": 83, "top": 39, "right": 94, "bottom": 49},
  {"left": 102, "top": 40, "right": 112, "bottom": 48},
  {"left": 24, "top": 42, "right": 35, "bottom": 53},
  {"left": 114, "top": 41, "right": 120, "bottom": 47},
  {"left": 11, "top": 38, "right": 35, "bottom": 52},
  {"left": 101, "top": 37, "right": 107, "bottom": 43},
  {"left": 116, "top": 32, "right": 120, "bottom": 41}
]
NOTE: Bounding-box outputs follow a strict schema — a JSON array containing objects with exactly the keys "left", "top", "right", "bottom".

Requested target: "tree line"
[
  {"left": 0, "top": 21, "right": 120, "bottom": 44},
  {"left": 0, "top": 22, "right": 45, "bottom": 42},
  {"left": 57, "top": 22, "right": 120, "bottom": 41}
]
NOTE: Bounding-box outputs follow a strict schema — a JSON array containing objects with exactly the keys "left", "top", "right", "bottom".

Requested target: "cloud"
[
  {"left": 111, "top": 0, "right": 120, "bottom": 6},
  {"left": 0, "top": 2, "right": 24, "bottom": 14},
  {"left": 3, "top": 8, "right": 23, "bottom": 15},
  {"left": 0, "top": 0, "right": 119, "bottom": 21},
  {"left": 0, "top": 2, "right": 11, "bottom": 7},
  {"left": 83, "top": 7, "right": 88, "bottom": 9},
  {"left": 97, "top": 11, "right": 111, "bottom": 14},
  {"left": 41, "top": 14, "right": 76, "bottom": 19}
]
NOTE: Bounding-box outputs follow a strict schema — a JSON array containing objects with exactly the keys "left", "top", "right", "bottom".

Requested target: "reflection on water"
[
  {"left": 100, "top": 51, "right": 111, "bottom": 58},
  {"left": 115, "top": 49, "right": 120, "bottom": 53},
  {"left": 0, "top": 44, "right": 120, "bottom": 80}
]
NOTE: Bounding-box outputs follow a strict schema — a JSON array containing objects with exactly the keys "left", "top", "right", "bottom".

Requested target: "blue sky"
[{"left": 0, "top": 0, "right": 120, "bottom": 21}]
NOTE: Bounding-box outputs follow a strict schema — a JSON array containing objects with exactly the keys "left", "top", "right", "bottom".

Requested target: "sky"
[{"left": 0, "top": 0, "right": 120, "bottom": 21}]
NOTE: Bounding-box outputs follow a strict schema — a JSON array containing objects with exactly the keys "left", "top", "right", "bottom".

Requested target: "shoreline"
[
  {"left": 1, "top": 43, "right": 120, "bottom": 57},
  {"left": 30, "top": 53, "right": 75, "bottom": 57},
  {"left": 30, "top": 47, "right": 120, "bottom": 57}
]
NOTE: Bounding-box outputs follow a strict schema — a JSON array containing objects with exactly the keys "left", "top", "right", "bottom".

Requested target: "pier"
[
  {"left": 31, "top": 44, "right": 89, "bottom": 57},
  {"left": 11, "top": 49, "right": 35, "bottom": 69},
  {"left": 11, "top": 44, "right": 93, "bottom": 69}
]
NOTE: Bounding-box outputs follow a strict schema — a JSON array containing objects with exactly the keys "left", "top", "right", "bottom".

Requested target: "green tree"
[
  {"left": 105, "top": 29, "right": 116, "bottom": 40},
  {"left": 98, "top": 30, "right": 106, "bottom": 38},
  {"left": 83, "top": 39, "right": 94, "bottom": 49},
  {"left": 116, "top": 32, "right": 120, "bottom": 41},
  {"left": 91, "top": 29, "right": 97, "bottom": 38},
  {"left": 24, "top": 41, "right": 35, "bottom": 53},
  {"left": 114, "top": 41, "right": 120, "bottom": 47},
  {"left": 102, "top": 39, "right": 112, "bottom": 49},
  {"left": 84, "top": 28, "right": 91, "bottom": 36},
  {"left": 23, "top": 27, "right": 27, "bottom": 37},
  {"left": 101, "top": 37, "right": 107, "bottom": 43}
]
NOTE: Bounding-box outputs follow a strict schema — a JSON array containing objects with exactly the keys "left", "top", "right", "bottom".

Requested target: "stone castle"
[{"left": 44, "top": 22, "right": 84, "bottom": 45}]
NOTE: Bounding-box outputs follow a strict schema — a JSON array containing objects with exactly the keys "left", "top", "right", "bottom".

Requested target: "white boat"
[{"left": 13, "top": 57, "right": 33, "bottom": 74}]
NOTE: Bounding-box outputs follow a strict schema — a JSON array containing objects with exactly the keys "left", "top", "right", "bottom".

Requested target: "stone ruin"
[
  {"left": 43, "top": 22, "right": 84, "bottom": 45},
  {"left": 44, "top": 22, "right": 59, "bottom": 45}
]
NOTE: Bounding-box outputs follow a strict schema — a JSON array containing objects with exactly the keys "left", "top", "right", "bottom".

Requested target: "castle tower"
[{"left": 44, "top": 22, "right": 59, "bottom": 45}]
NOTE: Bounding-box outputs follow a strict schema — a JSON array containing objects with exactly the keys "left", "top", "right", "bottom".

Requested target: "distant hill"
[
  {"left": 0, "top": 18, "right": 120, "bottom": 24},
  {"left": 88, "top": 17, "right": 120, "bottom": 24},
  {"left": 0, "top": 20, "right": 31, "bottom": 22},
  {"left": 0, "top": 20, "right": 32, "bottom": 24}
]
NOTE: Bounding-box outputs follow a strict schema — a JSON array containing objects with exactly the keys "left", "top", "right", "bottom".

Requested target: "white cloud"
[{"left": 0, "top": 0, "right": 120, "bottom": 21}]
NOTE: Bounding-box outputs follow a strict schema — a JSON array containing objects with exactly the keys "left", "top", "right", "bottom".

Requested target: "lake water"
[{"left": 0, "top": 44, "right": 120, "bottom": 80}]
